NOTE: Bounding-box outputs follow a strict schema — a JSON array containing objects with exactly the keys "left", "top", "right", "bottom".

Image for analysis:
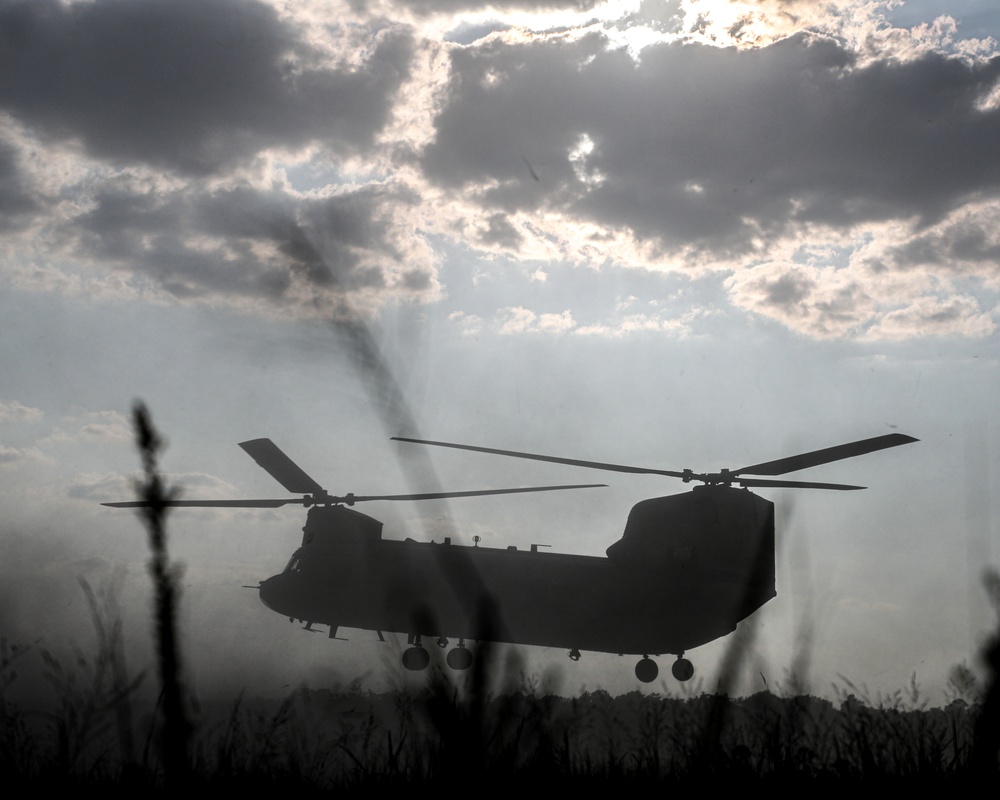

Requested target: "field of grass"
[{"left": 2, "top": 617, "right": 998, "bottom": 789}]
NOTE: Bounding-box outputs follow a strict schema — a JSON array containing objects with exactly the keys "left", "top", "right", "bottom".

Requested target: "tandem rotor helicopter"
[{"left": 105, "top": 432, "right": 917, "bottom": 683}]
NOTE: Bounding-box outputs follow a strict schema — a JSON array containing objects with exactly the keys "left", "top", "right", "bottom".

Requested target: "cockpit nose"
[{"left": 258, "top": 575, "right": 279, "bottom": 611}]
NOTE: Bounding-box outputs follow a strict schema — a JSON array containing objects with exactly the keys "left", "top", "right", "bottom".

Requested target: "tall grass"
[
  {"left": 972, "top": 568, "right": 1000, "bottom": 773},
  {"left": 0, "top": 638, "right": 34, "bottom": 779},
  {"left": 1, "top": 596, "right": 997, "bottom": 788},
  {"left": 130, "top": 401, "right": 190, "bottom": 786}
]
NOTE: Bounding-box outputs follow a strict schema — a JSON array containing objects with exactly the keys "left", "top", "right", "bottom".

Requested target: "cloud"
[
  {"left": 0, "top": 399, "right": 43, "bottom": 424},
  {"left": 577, "top": 311, "right": 701, "bottom": 337},
  {"left": 77, "top": 410, "right": 132, "bottom": 442},
  {"left": 353, "top": 0, "right": 604, "bottom": 17},
  {"left": 865, "top": 294, "right": 996, "bottom": 340},
  {"left": 0, "top": 0, "right": 414, "bottom": 176},
  {"left": 0, "top": 1, "right": 437, "bottom": 321},
  {"left": 497, "top": 306, "right": 576, "bottom": 333},
  {"left": 477, "top": 212, "right": 524, "bottom": 249},
  {"left": 67, "top": 470, "right": 239, "bottom": 503},
  {"left": 413, "top": 24, "right": 1000, "bottom": 339},
  {"left": 0, "top": 443, "right": 48, "bottom": 466},
  {"left": 424, "top": 31, "right": 1000, "bottom": 258},
  {"left": 725, "top": 255, "right": 998, "bottom": 340},
  {"left": 37, "top": 410, "right": 132, "bottom": 448},
  {"left": 726, "top": 261, "right": 874, "bottom": 338},
  {"left": 8, "top": 173, "right": 441, "bottom": 318},
  {"left": 66, "top": 472, "right": 133, "bottom": 502},
  {"left": 0, "top": 135, "right": 37, "bottom": 229},
  {"left": 119, "top": 183, "right": 431, "bottom": 315},
  {"left": 485, "top": 303, "right": 702, "bottom": 337},
  {"left": 449, "top": 310, "right": 485, "bottom": 336},
  {"left": 2, "top": 0, "right": 997, "bottom": 342},
  {"left": 873, "top": 201, "right": 1000, "bottom": 279}
]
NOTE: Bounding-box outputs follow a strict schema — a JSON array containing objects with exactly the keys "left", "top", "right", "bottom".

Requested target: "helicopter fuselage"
[{"left": 258, "top": 485, "right": 777, "bottom": 657}]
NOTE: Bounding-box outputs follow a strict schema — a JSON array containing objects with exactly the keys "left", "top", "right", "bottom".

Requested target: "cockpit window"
[{"left": 284, "top": 555, "right": 302, "bottom": 573}]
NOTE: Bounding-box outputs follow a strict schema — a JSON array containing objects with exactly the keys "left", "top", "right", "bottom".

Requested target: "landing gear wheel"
[
  {"left": 446, "top": 646, "right": 473, "bottom": 671},
  {"left": 402, "top": 646, "right": 430, "bottom": 671},
  {"left": 635, "top": 656, "right": 658, "bottom": 683},
  {"left": 671, "top": 657, "right": 694, "bottom": 682}
]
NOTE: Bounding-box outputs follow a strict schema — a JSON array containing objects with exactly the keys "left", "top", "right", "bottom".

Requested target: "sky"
[{"left": 1, "top": 0, "right": 999, "bottom": 706}]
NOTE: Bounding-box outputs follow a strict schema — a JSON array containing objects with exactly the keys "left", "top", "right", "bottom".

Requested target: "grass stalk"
[{"left": 130, "top": 401, "right": 190, "bottom": 786}]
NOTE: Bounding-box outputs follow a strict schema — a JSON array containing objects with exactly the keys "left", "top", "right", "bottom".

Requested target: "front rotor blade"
[
  {"left": 736, "top": 433, "right": 918, "bottom": 476},
  {"left": 102, "top": 499, "right": 305, "bottom": 508},
  {"left": 392, "top": 437, "right": 688, "bottom": 478},
  {"left": 238, "top": 438, "right": 325, "bottom": 494},
  {"left": 737, "top": 478, "right": 866, "bottom": 491},
  {"left": 346, "top": 484, "right": 607, "bottom": 503}
]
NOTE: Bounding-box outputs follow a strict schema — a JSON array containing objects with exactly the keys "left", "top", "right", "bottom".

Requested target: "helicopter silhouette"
[{"left": 104, "top": 432, "right": 917, "bottom": 683}]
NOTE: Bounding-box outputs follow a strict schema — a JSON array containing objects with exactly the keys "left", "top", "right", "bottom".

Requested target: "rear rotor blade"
[
  {"left": 736, "top": 478, "right": 866, "bottom": 491},
  {"left": 736, "top": 433, "right": 919, "bottom": 476},
  {"left": 238, "top": 438, "right": 325, "bottom": 494},
  {"left": 392, "top": 437, "right": 688, "bottom": 478}
]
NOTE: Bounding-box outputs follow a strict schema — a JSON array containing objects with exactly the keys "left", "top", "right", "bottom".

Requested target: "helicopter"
[{"left": 104, "top": 432, "right": 917, "bottom": 683}]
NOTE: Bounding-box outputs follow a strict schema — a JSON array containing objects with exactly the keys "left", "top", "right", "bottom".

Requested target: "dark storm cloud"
[
  {"left": 69, "top": 182, "right": 425, "bottom": 310},
  {"left": 423, "top": 31, "right": 1000, "bottom": 256},
  {"left": 0, "top": 0, "right": 413, "bottom": 175}
]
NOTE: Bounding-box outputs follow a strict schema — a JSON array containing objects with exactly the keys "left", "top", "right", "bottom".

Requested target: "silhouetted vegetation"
[
  {"left": 1, "top": 636, "right": 998, "bottom": 790},
  {"left": 3, "top": 552, "right": 999, "bottom": 790}
]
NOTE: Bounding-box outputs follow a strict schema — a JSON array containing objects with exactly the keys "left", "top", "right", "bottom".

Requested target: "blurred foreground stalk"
[
  {"left": 131, "top": 401, "right": 190, "bottom": 786},
  {"left": 973, "top": 568, "right": 1000, "bottom": 773}
]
